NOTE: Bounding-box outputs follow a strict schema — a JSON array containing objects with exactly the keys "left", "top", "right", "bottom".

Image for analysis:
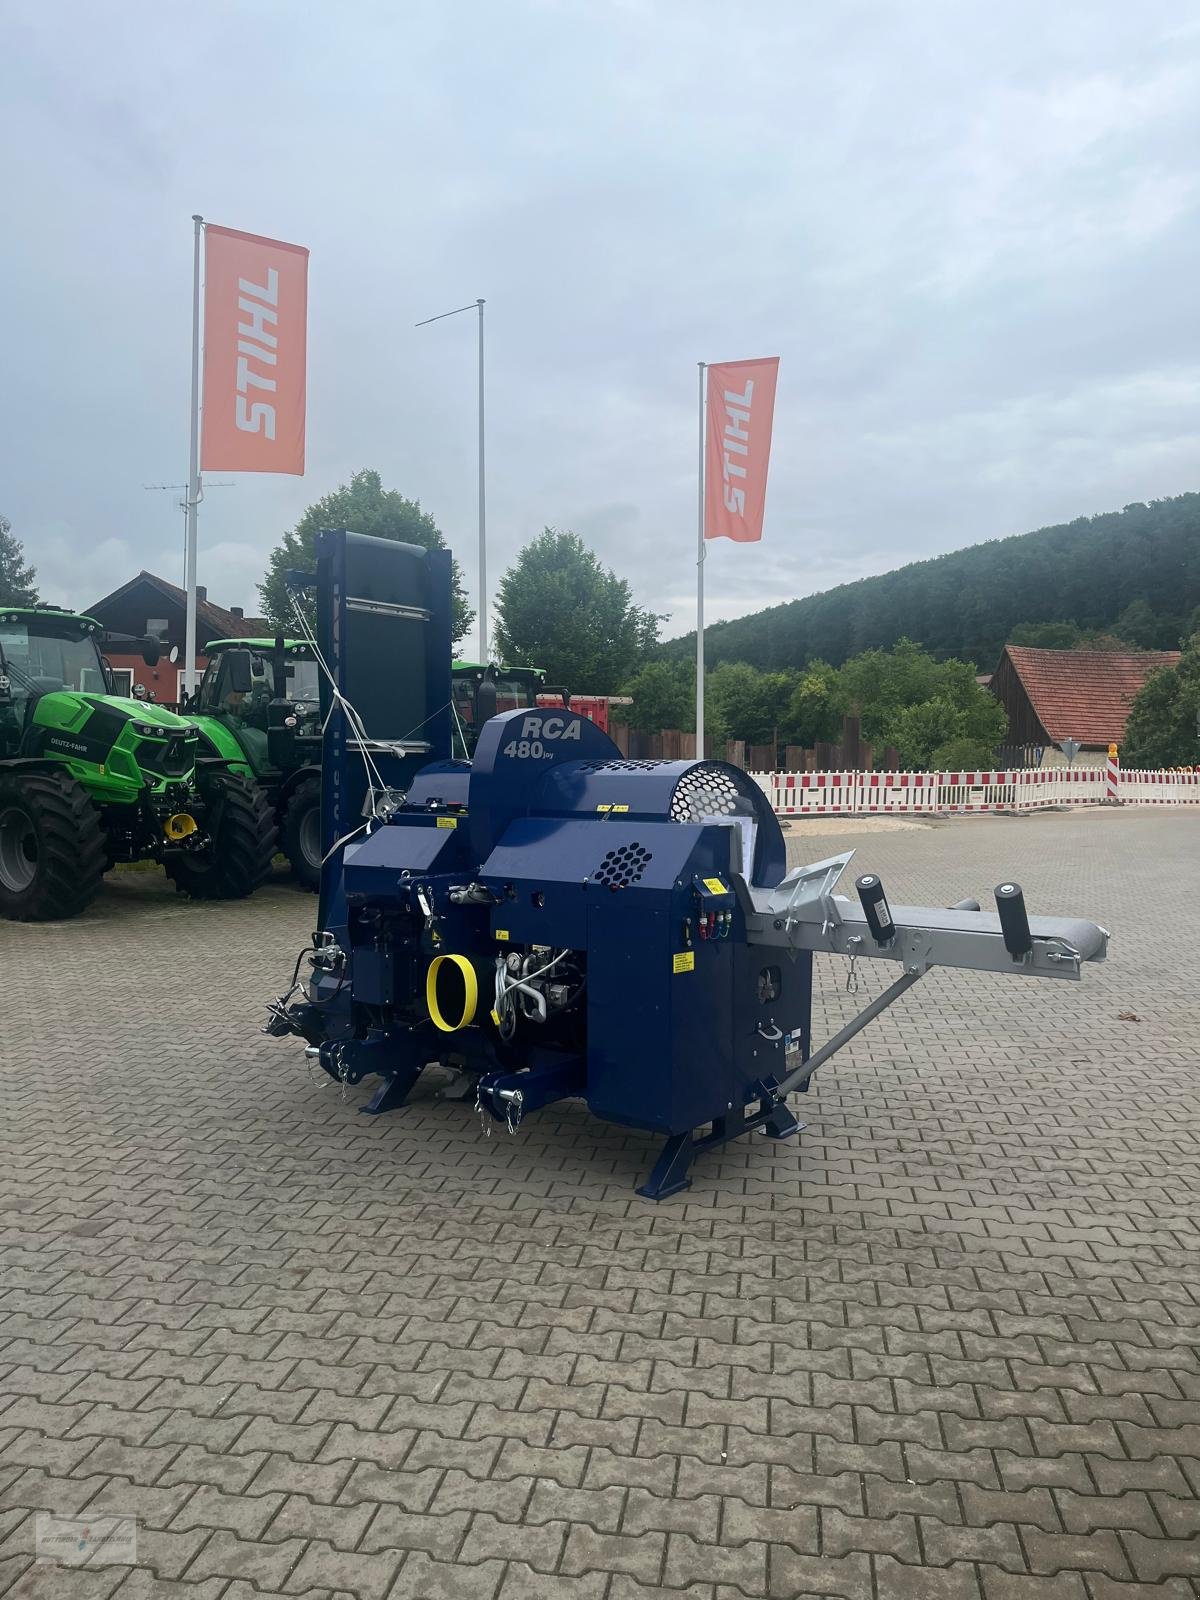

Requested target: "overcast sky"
[{"left": 2, "top": 1, "right": 1198, "bottom": 653}]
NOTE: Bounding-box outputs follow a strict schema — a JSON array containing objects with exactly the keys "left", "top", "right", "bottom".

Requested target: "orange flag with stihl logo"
[
  {"left": 201, "top": 225, "right": 309, "bottom": 475},
  {"left": 704, "top": 357, "right": 780, "bottom": 542}
]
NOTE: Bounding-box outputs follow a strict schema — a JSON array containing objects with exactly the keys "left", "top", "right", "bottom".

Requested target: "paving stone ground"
[{"left": 1, "top": 806, "right": 1198, "bottom": 1600}]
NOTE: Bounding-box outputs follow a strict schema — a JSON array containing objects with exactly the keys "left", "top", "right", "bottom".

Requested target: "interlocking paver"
[{"left": 1, "top": 810, "right": 1198, "bottom": 1598}]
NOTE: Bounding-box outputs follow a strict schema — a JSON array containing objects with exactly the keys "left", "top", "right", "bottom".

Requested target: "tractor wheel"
[
  {"left": 164, "top": 772, "right": 277, "bottom": 901},
  {"left": 282, "top": 775, "right": 321, "bottom": 891},
  {"left": 0, "top": 771, "right": 107, "bottom": 921}
]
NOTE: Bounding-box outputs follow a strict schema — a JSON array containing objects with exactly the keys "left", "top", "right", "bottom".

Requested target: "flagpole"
[
  {"left": 476, "top": 298, "right": 487, "bottom": 663},
  {"left": 696, "top": 361, "right": 707, "bottom": 755},
  {"left": 183, "top": 213, "right": 204, "bottom": 700}
]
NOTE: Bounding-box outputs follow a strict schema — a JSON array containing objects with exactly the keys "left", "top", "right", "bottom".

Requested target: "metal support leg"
[
  {"left": 359, "top": 1067, "right": 421, "bottom": 1115},
  {"left": 763, "top": 1100, "right": 801, "bottom": 1139},
  {"left": 776, "top": 968, "right": 925, "bottom": 1096},
  {"left": 637, "top": 1132, "right": 696, "bottom": 1202}
]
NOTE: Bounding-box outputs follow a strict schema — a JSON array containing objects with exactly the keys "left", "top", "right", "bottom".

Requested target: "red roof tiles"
[{"left": 1000, "top": 646, "right": 1181, "bottom": 747}]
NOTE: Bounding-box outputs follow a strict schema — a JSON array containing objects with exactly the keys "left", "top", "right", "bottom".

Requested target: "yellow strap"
[{"left": 426, "top": 954, "right": 479, "bottom": 1033}]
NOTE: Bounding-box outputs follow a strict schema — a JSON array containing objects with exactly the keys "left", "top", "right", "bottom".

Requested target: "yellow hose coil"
[{"left": 426, "top": 953, "right": 479, "bottom": 1032}]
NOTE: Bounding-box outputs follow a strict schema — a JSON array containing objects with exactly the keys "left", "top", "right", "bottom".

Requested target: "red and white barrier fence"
[{"left": 752, "top": 766, "right": 1200, "bottom": 817}]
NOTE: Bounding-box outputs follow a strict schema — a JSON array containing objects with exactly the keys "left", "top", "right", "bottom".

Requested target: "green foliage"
[
  {"left": 1009, "top": 620, "right": 1133, "bottom": 651},
  {"left": 259, "top": 469, "right": 473, "bottom": 640},
  {"left": 1114, "top": 599, "right": 1165, "bottom": 649},
  {"left": 493, "top": 529, "right": 661, "bottom": 693},
  {"left": 0, "top": 515, "right": 38, "bottom": 606},
  {"left": 616, "top": 660, "right": 694, "bottom": 733},
  {"left": 785, "top": 660, "right": 842, "bottom": 746},
  {"left": 705, "top": 662, "right": 796, "bottom": 748},
  {"left": 1122, "top": 634, "right": 1200, "bottom": 768},
  {"left": 931, "top": 735, "right": 1001, "bottom": 770},
  {"left": 616, "top": 637, "right": 1004, "bottom": 768},
  {"left": 659, "top": 494, "right": 1200, "bottom": 672}
]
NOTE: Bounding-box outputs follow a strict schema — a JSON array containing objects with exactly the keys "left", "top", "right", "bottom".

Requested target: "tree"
[
  {"left": 493, "top": 529, "right": 662, "bottom": 692},
  {"left": 615, "top": 660, "right": 694, "bottom": 733},
  {"left": 1114, "top": 599, "right": 1160, "bottom": 650},
  {"left": 258, "top": 469, "right": 473, "bottom": 641},
  {"left": 1122, "top": 634, "right": 1200, "bottom": 767},
  {"left": 785, "top": 660, "right": 842, "bottom": 747},
  {"left": 657, "top": 493, "right": 1200, "bottom": 674},
  {"left": 705, "top": 662, "right": 796, "bottom": 748},
  {"left": 0, "top": 516, "right": 38, "bottom": 606}
]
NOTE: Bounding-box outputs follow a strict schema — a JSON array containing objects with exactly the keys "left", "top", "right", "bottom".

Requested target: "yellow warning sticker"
[
  {"left": 672, "top": 950, "right": 695, "bottom": 974},
  {"left": 596, "top": 802, "right": 630, "bottom": 812},
  {"left": 702, "top": 877, "right": 726, "bottom": 895},
  {"left": 495, "top": 929, "right": 509, "bottom": 941},
  {"left": 436, "top": 816, "right": 458, "bottom": 829}
]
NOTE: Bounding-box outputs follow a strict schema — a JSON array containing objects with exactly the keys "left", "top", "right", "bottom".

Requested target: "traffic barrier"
[{"left": 750, "top": 766, "right": 1200, "bottom": 816}]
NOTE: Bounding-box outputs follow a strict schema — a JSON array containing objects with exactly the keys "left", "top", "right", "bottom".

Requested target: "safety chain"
[
  {"left": 505, "top": 1090, "right": 525, "bottom": 1137},
  {"left": 337, "top": 1043, "right": 352, "bottom": 1104},
  {"left": 474, "top": 1084, "right": 492, "bottom": 1138}
]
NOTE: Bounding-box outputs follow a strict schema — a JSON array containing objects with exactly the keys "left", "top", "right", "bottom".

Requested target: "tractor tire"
[
  {"left": 0, "top": 770, "right": 107, "bottom": 922},
  {"left": 164, "top": 772, "right": 277, "bottom": 901},
  {"left": 282, "top": 775, "right": 321, "bottom": 891}
]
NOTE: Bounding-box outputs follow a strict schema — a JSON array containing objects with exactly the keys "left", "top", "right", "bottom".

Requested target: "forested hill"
[{"left": 659, "top": 494, "right": 1200, "bottom": 672}]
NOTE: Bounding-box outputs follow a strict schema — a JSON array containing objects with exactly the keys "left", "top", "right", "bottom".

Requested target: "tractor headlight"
[{"left": 132, "top": 721, "right": 166, "bottom": 739}]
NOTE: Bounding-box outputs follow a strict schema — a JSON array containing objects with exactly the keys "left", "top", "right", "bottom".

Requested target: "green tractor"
[
  {"left": 182, "top": 641, "right": 555, "bottom": 889},
  {"left": 0, "top": 606, "right": 277, "bottom": 921},
  {"left": 450, "top": 660, "right": 553, "bottom": 757},
  {"left": 186, "top": 636, "right": 324, "bottom": 889}
]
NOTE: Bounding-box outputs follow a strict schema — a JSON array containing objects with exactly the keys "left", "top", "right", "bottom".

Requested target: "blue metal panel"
[
  {"left": 479, "top": 816, "right": 697, "bottom": 950},
  {"left": 313, "top": 529, "right": 453, "bottom": 939},
  {"left": 466, "top": 708, "right": 622, "bottom": 861}
]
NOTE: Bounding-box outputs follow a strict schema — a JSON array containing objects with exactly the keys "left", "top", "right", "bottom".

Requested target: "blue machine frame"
[{"left": 268, "top": 530, "right": 1109, "bottom": 1200}]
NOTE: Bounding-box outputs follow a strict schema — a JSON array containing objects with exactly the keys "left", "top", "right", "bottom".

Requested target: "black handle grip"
[
  {"left": 994, "top": 881, "right": 1032, "bottom": 958},
  {"left": 855, "top": 874, "right": 895, "bottom": 945}
]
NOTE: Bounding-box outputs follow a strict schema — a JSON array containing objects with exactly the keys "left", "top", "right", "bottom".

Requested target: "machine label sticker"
[
  {"left": 702, "top": 877, "right": 726, "bottom": 894},
  {"left": 435, "top": 816, "right": 457, "bottom": 829},
  {"left": 502, "top": 713, "right": 583, "bottom": 762},
  {"left": 597, "top": 803, "right": 630, "bottom": 812},
  {"left": 672, "top": 951, "right": 695, "bottom": 973},
  {"left": 495, "top": 929, "right": 509, "bottom": 940}
]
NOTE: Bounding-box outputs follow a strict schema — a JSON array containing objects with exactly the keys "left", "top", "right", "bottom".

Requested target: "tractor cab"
[
  {"left": 451, "top": 661, "right": 548, "bottom": 759},
  {"left": 193, "top": 638, "right": 320, "bottom": 777},
  {"left": 189, "top": 638, "right": 324, "bottom": 889},
  {"left": 0, "top": 607, "right": 173, "bottom": 759}
]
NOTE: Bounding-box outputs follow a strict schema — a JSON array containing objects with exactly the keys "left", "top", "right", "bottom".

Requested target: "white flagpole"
[
  {"left": 476, "top": 298, "right": 487, "bottom": 663},
  {"left": 416, "top": 298, "right": 489, "bottom": 661},
  {"left": 183, "top": 213, "right": 204, "bottom": 700},
  {"left": 696, "top": 361, "right": 707, "bottom": 755}
]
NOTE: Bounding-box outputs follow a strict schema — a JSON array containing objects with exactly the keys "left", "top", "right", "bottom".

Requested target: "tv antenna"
[{"left": 144, "top": 481, "right": 235, "bottom": 568}]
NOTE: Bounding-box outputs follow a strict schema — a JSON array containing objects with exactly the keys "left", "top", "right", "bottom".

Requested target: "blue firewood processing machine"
[{"left": 266, "top": 530, "right": 1110, "bottom": 1199}]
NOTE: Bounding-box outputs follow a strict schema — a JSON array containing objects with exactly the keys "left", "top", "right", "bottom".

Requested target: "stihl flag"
[
  {"left": 201, "top": 225, "right": 308, "bottom": 475},
  {"left": 704, "top": 356, "right": 779, "bottom": 542}
]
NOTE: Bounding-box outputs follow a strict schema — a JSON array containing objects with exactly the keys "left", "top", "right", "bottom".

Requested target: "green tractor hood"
[{"left": 29, "top": 691, "right": 202, "bottom": 801}]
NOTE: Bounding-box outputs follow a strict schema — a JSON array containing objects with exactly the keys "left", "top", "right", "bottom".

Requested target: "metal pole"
[
  {"left": 696, "top": 362, "right": 707, "bottom": 755},
  {"left": 183, "top": 213, "right": 204, "bottom": 699},
  {"left": 477, "top": 298, "right": 487, "bottom": 663},
  {"left": 776, "top": 968, "right": 924, "bottom": 1097},
  {"left": 415, "top": 299, "right": 488, "bottom": 664}
]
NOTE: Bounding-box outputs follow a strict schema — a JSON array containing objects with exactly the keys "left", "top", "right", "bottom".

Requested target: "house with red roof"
[
  {"left": 88, "top": 570, "right": 267, "bottom": 704},
  {"left": 990, "top": 645, "right": 1181, "bottom": 756}
]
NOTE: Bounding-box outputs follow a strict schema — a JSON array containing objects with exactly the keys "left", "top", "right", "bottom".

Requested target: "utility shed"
[{"left": 990, "top": 645, "right": 1181, "bottom": 751}]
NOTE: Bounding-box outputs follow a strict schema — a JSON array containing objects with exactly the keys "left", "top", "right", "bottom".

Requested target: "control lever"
[
  {"left": 855, "top": 874, "right": 895, "bottom": 946},
  {"left": 994, "top": 882, "right": 1032, "bottom": 958}
]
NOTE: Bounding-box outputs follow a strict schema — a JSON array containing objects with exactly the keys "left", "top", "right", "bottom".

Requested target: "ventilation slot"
[
  {"left": 575, "top": 759, "right": 665, "bottom": 774},
  {"left": 669, "top": 765, "right": 744, "bottom": 823},
  {"left": 594, "top": 843, "right": 653, "bottom": 890}
]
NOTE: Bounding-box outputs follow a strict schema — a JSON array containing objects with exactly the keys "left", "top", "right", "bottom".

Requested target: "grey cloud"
[{"left": 1, "top": 0, "right": 1197, "bottom": 656}]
